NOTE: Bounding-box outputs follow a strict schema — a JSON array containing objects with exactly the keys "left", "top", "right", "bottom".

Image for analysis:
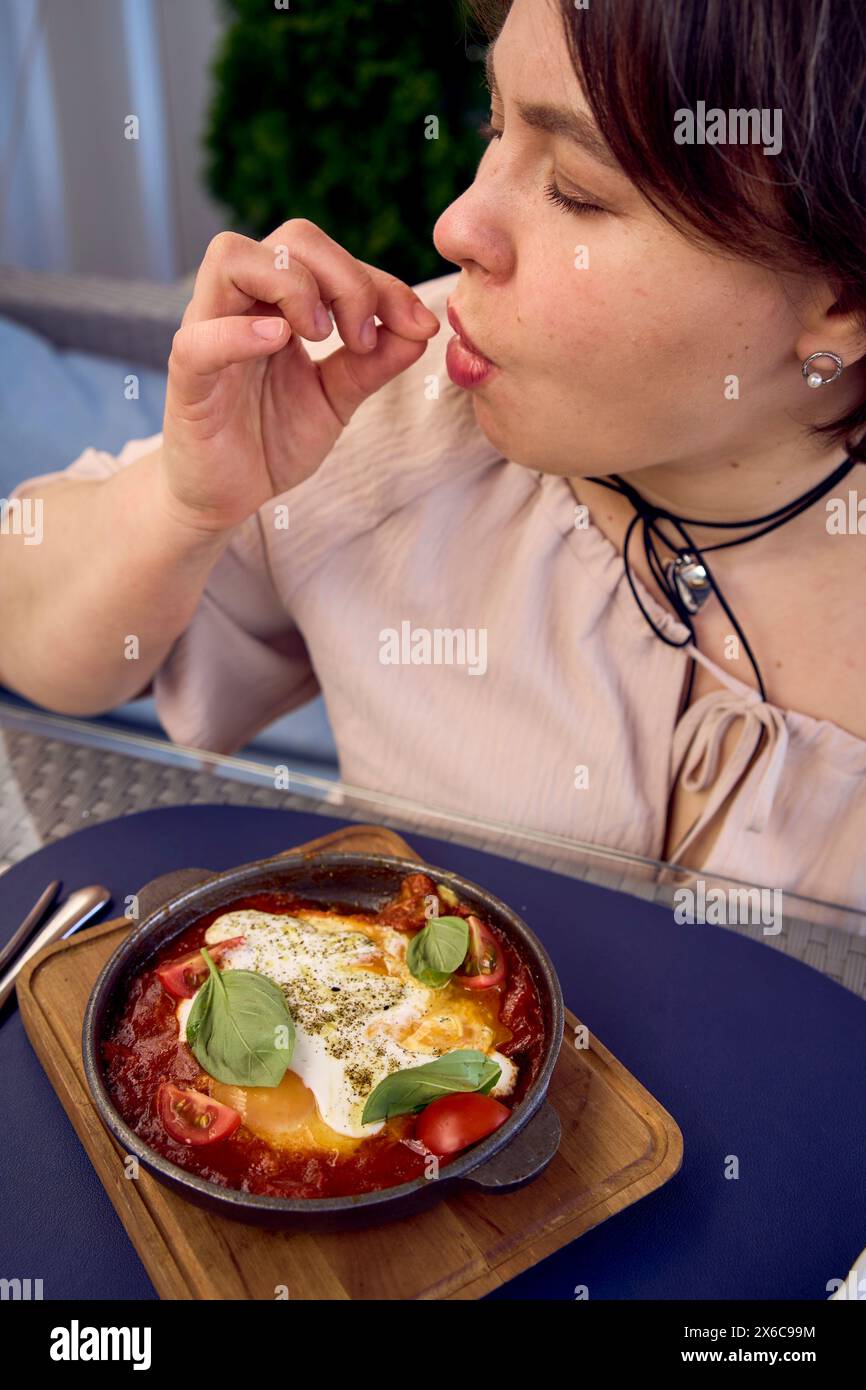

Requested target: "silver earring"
[{"left": 801, "top": 351, "right": 844, "bottom": 388}]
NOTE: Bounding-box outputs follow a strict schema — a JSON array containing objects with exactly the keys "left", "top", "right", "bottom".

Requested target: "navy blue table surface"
[{"left": 1, "top": 805, "right": 864, "bottom": 1301}]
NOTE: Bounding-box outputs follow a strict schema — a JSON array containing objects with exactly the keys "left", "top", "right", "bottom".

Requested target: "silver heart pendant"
[{"left": 667, "top": 551, "right": 712, "bottom": 614}]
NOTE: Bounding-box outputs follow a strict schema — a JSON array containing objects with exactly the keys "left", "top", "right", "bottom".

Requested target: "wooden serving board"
[{"left": 17, "top": 823, "right": 683, "bottom": 1301}]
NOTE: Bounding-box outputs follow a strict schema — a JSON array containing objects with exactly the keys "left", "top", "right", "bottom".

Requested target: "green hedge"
[{"left": 204, "top": 0, "right": 490, "bottom": 285}]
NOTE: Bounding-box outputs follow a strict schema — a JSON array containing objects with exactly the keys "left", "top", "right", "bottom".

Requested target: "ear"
[{"left": 794, "top": 279, "right": 866, "bottom": 371}]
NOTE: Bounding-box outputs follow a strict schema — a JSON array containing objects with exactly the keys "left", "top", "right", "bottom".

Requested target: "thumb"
[{"left": 317, "top": 327, "right": 432, "bottom": 426}]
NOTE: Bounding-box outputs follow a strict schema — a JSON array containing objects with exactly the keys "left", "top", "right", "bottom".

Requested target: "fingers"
[
  {"left": 185, "top": 223, "right": 440, "bottom": 361},
  {"left": 260, "top": 220, "right": 379, "bottom": 355},
  {"left": 168, "top": 314, "right": 297, "bottom": 404},
  {"left": 357, "top": 260, "right": 441, "bottom": 341},
  {"left": 173, "top": 221, "right": 442, "bottom": 416},
  {"left": 317, "top": 325, "right": 432, "bottom": 426},
  {"left": 184, "top": 231, "right": 331, "bottom": 342},
  {"left": 169, "top": 306, "right": 437, "bottom": 420},
  {"left": 262, "top": 220, "right": 440, "bottom": 354}
]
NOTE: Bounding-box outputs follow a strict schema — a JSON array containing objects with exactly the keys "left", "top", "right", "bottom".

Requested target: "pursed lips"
[{"left": 446, "top": 301, "right": 496, "bottom": 365}]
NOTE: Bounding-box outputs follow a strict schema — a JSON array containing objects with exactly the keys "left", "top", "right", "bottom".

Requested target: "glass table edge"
[{"left": 2, "top": 699, "right": 863, "bottom": 935}]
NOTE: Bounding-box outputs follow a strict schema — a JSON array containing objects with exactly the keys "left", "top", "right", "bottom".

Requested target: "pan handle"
[
  {"left": 135, "top": 868, "right": 218, "bottom": 921},
  {"left": 460, "top": 1101, "right": 561, "bottom": 1193}
]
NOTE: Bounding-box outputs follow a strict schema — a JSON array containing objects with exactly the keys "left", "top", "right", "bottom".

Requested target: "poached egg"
[{"left": 177, "top": 907, "right": 516, "bottom": 1150}]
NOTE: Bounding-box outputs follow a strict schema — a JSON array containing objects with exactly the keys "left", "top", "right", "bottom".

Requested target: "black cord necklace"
[{"left": 584, "top": 454, "right": 859, "bottom": 708}]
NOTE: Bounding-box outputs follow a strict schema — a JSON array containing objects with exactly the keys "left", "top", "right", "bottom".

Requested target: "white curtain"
[{"left": 0, "top": 0, "right": 226, "bottom": 279}]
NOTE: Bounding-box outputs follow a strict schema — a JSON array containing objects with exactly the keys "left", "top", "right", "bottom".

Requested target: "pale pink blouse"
[{"left": 14, "top": 272, "right": 866, "bottom": 921}]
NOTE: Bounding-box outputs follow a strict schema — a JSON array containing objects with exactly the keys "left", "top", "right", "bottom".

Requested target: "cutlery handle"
[
  {"left": 0, "top": 880, "right": 61, "bottom": 975},
  {"left": 0, "top": 885, "right": 110, "bottom": 1009}
]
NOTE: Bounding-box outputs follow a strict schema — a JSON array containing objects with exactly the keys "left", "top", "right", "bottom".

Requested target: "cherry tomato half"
[
  {"left": 453, "top": 916, "right": 506, "bottom": 990},
  {"left": 157, "top": 1083, "right": 241, "bottom": 1146},
  {"left": 155, "top": 936, "right": 245, "bottom": 999},
  {"left": 415, "top": 1092, "right": 511, "bottom": 1156}
]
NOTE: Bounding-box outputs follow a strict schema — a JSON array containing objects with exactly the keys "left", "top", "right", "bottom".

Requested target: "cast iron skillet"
[{"left": 82, "top": 851, "right": 564, "bottom": 1230}]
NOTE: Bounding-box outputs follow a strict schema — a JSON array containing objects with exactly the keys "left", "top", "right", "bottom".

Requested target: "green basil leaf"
[
  {"left": 409, "top": 960, "right": 453, "bottom": 990},
  {"left": 186, "top": 948, "right": 295, "bottom": 1088},
  {"left": 406, "top": 914, "right": 469, "bottom": 986},
  {"left": 477, "top": 1066, "right": 501, "bottom": 1096},
  {"left": 361, "top": 1048, "right": 502, "bottom": 1124},
  {"left": 405, "top": 931, "right": 450, "bottom": 989},
  {"left": 421, "top": 915, "right": 470, "bottom": 973},
  {"left": 185, "top": 973, "right": 210, "bottom": 1051}
]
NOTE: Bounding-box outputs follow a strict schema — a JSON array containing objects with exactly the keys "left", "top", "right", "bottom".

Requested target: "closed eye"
[
  {"left": 542, "top": 182, "right": 605, "bottom": 216},
  {"left": 477, "top": 118, "right": 606, "bottom": 216}
]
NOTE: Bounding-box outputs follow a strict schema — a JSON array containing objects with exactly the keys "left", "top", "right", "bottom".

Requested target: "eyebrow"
[{"left": 484, "top": 42, "right": 622, "bottom": 172}]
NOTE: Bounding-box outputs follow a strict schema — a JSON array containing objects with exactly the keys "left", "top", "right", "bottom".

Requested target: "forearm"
[{"left": 0, "top": 447, "right": 234, "bottom": 714}]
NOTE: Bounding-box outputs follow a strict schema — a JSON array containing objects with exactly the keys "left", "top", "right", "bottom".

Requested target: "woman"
[{"left": 3, "top": 0, "right": 866, "bottom": 910}]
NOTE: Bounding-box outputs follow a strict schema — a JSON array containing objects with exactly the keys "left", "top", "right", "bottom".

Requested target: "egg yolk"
[
  {"left": 210, "top": 1071, "right": 362, "bottom": 1154},
  {"left": 211, "top": 1071, "right": 314, "bottom": 1139}
]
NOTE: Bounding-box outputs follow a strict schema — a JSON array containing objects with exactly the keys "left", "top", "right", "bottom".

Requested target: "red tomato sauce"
[{"left": 101, "top": 876, "right": 548, "bottom": 1199}]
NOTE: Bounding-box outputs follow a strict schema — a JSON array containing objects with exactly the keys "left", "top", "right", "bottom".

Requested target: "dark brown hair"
[{"left": 465, "top": 0, "right": 866, "bottom": 461}]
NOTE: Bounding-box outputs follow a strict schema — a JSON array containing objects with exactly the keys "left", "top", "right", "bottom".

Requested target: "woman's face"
[{"left": 432, "top": 0, "right": 827, "bottom": 478}]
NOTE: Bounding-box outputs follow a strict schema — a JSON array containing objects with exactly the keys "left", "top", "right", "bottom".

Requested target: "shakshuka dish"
[{"left": 101, "top": 872, "right": 547, "bottom": 1199}]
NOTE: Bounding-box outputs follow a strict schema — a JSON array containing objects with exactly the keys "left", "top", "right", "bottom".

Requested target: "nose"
[{"left": 433, "top": 161, "right": 513, "bottom": 282}]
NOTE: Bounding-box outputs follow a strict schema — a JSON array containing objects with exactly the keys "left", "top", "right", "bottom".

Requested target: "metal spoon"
[{"left": 0, "top": 885, "right": 110, "bottom": 1010}]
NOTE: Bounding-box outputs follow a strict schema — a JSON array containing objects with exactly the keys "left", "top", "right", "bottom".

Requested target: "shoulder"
[{"left": 261, "top": 272, "right": 505, "bottom": 589}]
